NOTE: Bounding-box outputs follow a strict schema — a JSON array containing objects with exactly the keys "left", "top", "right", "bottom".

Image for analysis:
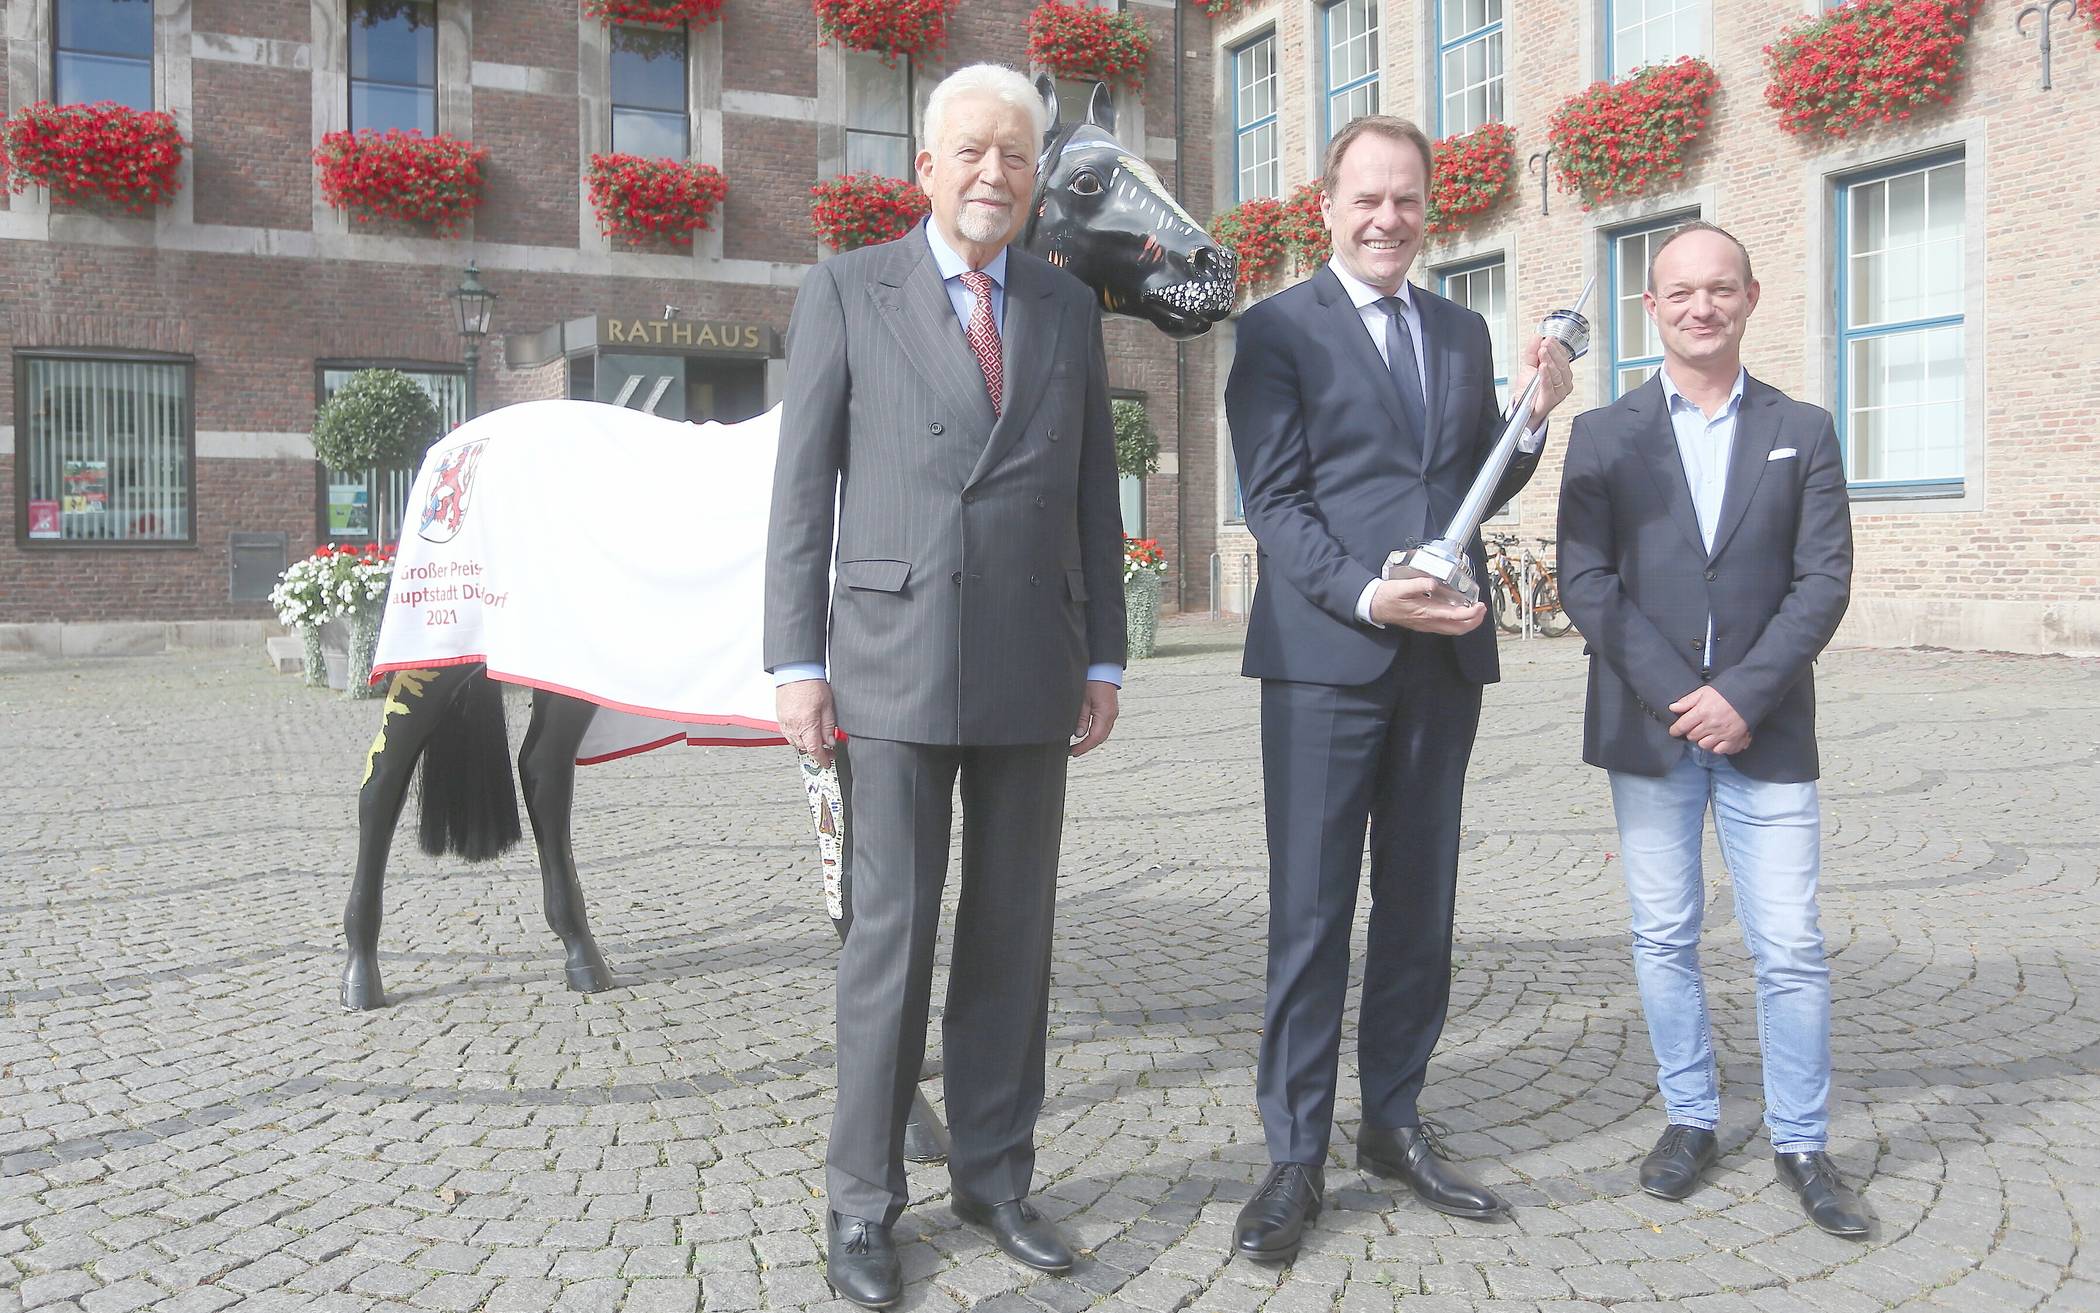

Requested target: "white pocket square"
[{"left": 1768, "top": 447, "right": 1797, "bottom": 461}]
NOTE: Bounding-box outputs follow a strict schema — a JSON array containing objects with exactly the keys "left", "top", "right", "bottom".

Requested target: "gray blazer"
[
  {"left": 763, "top": 229, "right": 1127, "bottom": 746},
  {"left": 1557, "top": 373, "right": 1853, "bottom": 783}
]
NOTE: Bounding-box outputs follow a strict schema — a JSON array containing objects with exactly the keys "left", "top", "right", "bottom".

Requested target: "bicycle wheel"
[
  {"left": 1531, "top": 571, "right": 1575, "bottom": 637},
  {"left": 1489, "top": 569, "right": 1521, "bottom": 634}
]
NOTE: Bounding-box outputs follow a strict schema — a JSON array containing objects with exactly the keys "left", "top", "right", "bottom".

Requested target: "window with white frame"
[
  {"left": 1608, "top": 0, "right": 1704, "bottom": 78},
  {"left": 316, "top": 366, "right": 467, "bottom": 544},
  {"left": 17, "top": 355, "right": 192, "bottom": 546},
  {"left": 1608, "top": 216, "right": 1692, "bottom": 397},
  {"left": 1322, "top": 0, "right": 1380, "bottom": 142},
  {"left": 1232, "top": 33, "right": 1279, "bottom": 201},
  {"left": 846, "top": 52, "right": 914, "bottom": 178},
  {"left": 1439, "top": 257, "right": 1510, "bottom": 410},
  {"left": 610, "top": 23, "right": 690, "bottom": 158},
  {"left": 1437, "top": 0, "right": 1504, "bottom": 137},
  {"left": 1839, "top": 155, "right": 1965, "bottom": 488},
  {"left": 349, "top": 0, "right": 437, "bottom": 134},
  {"left": 54, "top": 0, "right": 154, "bottom": 110}
]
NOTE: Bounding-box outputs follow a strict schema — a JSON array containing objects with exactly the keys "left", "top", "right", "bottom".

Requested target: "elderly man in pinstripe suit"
[{"left": 763, "top": 64, "right": 1126, "bottom": 1310}]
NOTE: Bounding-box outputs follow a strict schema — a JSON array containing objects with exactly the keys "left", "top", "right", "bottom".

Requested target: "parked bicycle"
[{"left": 1480, "top": 531, "right": 1573, "bottom": 637}]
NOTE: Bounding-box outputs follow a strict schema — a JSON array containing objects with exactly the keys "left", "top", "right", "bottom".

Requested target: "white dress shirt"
[
  {"left": 774, "top": 223, "right": 1124, "bottom": 689},
  {"left": 1325, "top": 260, "right": 1545, "bottom": 628}
]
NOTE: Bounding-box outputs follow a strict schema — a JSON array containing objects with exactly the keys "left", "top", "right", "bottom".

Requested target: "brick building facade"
[
  {"left": 0, "top": 0, "right": 1220, "bottom": 637},
  {"left": 1201, "top": 0, "right": 2099, "bottom": 654}
]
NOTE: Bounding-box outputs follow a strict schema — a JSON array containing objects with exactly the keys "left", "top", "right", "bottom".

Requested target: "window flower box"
[
  {"left": 315, "top": 128, "right": 488, "bottom": 236},
  {"left": 813, "top": 0, "right": 958, "bottom": 61},
  {"left": 810, "top": 171, "right": 931, "bottom": 252},
  {"left": 1546, "top": 57, "right": 1719, "bottom": 210},
  {"left": 1428, "top": 120, "right": 1515, "bottom": 237},
  {"left": 581, "top": 0, "right": 727, "bottom": 28},
  {"left": 1026, "top": 1, "right": 1154, "bottom": 87},
  {"left": 588, "top": 152, "right": 728, "bottom": 247},
  {"left": 1764, "top": 0, "right": 1983, "bottom": 140},
  {"left": 0, "top": 101, "right": 185, "bottom": 214}
]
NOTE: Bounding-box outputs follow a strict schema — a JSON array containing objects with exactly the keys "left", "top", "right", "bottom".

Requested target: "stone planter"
[
  {"left": 299, "top": 623, "right": 327, "bottom": 688},
  {"left": 1124, "top": 570, "right": 1161, "bottom": 660},
  {"left": 346, "top": 610, "right": 383, "bottom": 699}
]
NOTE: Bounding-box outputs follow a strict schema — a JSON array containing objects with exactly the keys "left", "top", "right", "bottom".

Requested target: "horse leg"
[
  {"left": 824, "top": 741, "right": 949, "bottom": 1162},
  {"left": 517, "top": 691, "right": 616, "bottom": 993},
  {"left": 343, "top": 666, "right": 482, "bottom": 1010}
]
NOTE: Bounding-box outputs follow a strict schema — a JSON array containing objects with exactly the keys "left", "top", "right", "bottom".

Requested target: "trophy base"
[{"left": 1381, "top": 541, "right": 1479, "bottom": 607}]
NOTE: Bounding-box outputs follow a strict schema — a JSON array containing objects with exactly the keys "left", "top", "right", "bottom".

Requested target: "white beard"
[{"left": 955, "top": 199, "right": 1012, "bottom": 245}]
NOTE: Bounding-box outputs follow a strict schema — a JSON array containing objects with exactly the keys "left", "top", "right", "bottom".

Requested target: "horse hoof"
[
  {"left": 904, "top": 1089, "right": 950, "bottom": 1163},
  {"left": 564, "top": 944, "right": 617, "bottom": 993},
  {"left": 340, "top": 957, "right": 386, "bottom": 1011}
]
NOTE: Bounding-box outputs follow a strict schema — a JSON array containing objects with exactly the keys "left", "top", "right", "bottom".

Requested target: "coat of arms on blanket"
[{"left": 418, "top": 440, "right": 485, "bottom": 544}]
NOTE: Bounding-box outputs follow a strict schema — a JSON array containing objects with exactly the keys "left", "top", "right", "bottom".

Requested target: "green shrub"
[{"left": 312, "top": 369, "right": 443, "bottom": 469}]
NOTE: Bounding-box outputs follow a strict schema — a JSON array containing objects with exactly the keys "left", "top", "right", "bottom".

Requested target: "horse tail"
[{"left": 417, "top": 666, "right": 523, "bottom": 862}]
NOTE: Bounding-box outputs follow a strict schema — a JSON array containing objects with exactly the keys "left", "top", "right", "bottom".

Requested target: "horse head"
[{"left": 1022, "top": 77, "right": 1236, "bottom": 340}]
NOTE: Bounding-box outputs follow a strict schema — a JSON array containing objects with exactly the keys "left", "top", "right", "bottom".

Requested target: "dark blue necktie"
[{"left": 1377, "top": 296, "right": 1429, "bottom": 446}]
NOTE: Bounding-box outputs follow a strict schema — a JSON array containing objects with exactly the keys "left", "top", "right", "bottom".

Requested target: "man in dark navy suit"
[{"left": 1224, "top": 115, "right": 1573, "bottom": 1261}]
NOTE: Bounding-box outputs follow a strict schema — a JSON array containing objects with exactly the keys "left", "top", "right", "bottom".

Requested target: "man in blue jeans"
[{"left": 1557, "top": 223, "right": 1866, "bottom": 1238}]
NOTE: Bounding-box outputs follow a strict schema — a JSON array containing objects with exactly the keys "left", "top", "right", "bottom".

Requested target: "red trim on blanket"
[{"left": 370, "top": 655, "right": 802, "bottom": 760}]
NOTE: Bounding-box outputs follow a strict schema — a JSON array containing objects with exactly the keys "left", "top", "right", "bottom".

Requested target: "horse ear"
[
  {"left": 1035, "top": 74, "right": 1060, "bottom": 137},
  {"left": 1086, "top": 81, "right": 1116, "bottom": 135}
]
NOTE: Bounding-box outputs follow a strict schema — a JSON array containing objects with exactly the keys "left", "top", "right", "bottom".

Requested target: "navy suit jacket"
[
  {"left": 1556, "top": 373, "right": 1853, "bottom": 783},
  {"left": 1225, "top": 266, "right": 1541, "bottom": 688}
]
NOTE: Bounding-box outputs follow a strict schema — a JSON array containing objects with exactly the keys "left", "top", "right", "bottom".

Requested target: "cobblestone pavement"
[{"left": 3, "top": 626, "right": 2097, "bottom": 1313}]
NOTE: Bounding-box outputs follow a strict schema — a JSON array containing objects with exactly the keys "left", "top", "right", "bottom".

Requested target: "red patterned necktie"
[{"left": 958, "top": 269, "right": 1003, "bottom": 414}]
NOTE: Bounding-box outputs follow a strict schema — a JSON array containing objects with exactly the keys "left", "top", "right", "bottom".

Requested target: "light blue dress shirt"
[
  {"left": 1659, "top": 364, "right": 1747, "bottom": 663},
  {"left": 773, "top": 223, "right": 1124, "bottom": 690},
  {"left": 925, "top": 219, "right": 1007, "bottom": 335}
]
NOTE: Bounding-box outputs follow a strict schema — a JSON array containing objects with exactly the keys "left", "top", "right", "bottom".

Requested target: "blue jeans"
[{"left": 1608, "top": 748, "right": 1831, "bottom": 1153}]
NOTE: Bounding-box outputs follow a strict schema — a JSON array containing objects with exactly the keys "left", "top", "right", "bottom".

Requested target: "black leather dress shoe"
[
  {"left": 1233, "top": 1162, "right": 1323, "bottom": 1263},
  {"left": 1640, "top": 1125, "right": 1719, "bottom": 1200},
  {"left": 1775, "top": 1151, "right": 1870, "bottom": 1238},
  {"left": 951, "top": 1195, "right": 1074, "bottom": 1273},
  {"left": 826, "top": 1211, "right": 902, "bottom": 1309},
  {"left": 1358, "top": 1121, "right": 1509, "bottom": 1219}
]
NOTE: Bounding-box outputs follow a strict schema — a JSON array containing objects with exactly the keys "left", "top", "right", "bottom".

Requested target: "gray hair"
[{"left": 921, "top": 64, "right": 1048, "bottom": 155}]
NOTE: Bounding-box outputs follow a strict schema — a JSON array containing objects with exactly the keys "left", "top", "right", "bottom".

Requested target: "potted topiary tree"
[
  {"left": 310, "top": 371, "right": 439, "bottom": 696},
  {"left": 1112, "top": 398, "right": 1164, "bottom": 658}
]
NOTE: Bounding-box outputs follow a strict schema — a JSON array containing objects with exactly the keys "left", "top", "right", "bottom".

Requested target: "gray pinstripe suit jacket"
[{"left": 763, "top": 228, "right": 1127, "bottom": 746}]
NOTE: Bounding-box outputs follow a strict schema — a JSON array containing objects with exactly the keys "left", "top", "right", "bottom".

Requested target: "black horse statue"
[{"left": 338, "top": 78, "right": 1235, "bottom": 1153}]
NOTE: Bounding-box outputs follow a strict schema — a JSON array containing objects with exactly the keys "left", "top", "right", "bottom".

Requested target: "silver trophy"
[{"left": 1382, "top": 276, "right": 1596, "bottom": 605}]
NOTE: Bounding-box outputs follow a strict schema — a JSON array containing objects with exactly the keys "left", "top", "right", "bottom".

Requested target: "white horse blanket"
[{"left": 371, "top": 398, "right": 789, "bottom": 764}]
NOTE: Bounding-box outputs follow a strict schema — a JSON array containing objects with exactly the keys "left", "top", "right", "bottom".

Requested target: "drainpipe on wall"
[{"left": 1172, "top": 0, "right": 1188, "bottom": 614}]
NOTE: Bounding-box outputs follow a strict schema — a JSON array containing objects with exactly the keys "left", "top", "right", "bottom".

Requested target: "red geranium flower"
[
  {"left": 0, "top": 101, "right": 186, "bottom": 213},
  {"left": 587, "top": 153, "right": 728, "bottom": 247},
  {"left": 810, "top": 172, "right": 931, "bottom": 252}
]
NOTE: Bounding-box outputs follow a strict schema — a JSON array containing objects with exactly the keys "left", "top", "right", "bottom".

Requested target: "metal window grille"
[{"left": 20, "top": 357, "right": 192, "bottom": 544}]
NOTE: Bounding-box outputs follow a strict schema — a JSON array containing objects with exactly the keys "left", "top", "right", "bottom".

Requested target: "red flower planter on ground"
[
  {"left": 315, "top": 129, "right": 487, "bottom": 236},
  {"left": 1026, "top": 1, "right": 1153, "bottom": 86},
  {"left": 580, "top": 0, "right": 727, "bottom": 27},
  {"left": 810, "top": 172, "right": 931, "bottom": 251},
  {"left": 588, "top": 153, "right": 728, "bottom": 247},
  {"left": 0, "top": 101, "right": 185, "bottom": 214},
  {"left": 1547, "top": 57, "right": 1719, "bottom": 210},
  {"left": 1428, "top": 120, "right": 1516, "bottom": 236},
  {"left": 812, "top": 0, "right": 958, "bottom": 61},
  {"left": 1763, "top": 0, "right": 1983, "bottom": 139}
]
